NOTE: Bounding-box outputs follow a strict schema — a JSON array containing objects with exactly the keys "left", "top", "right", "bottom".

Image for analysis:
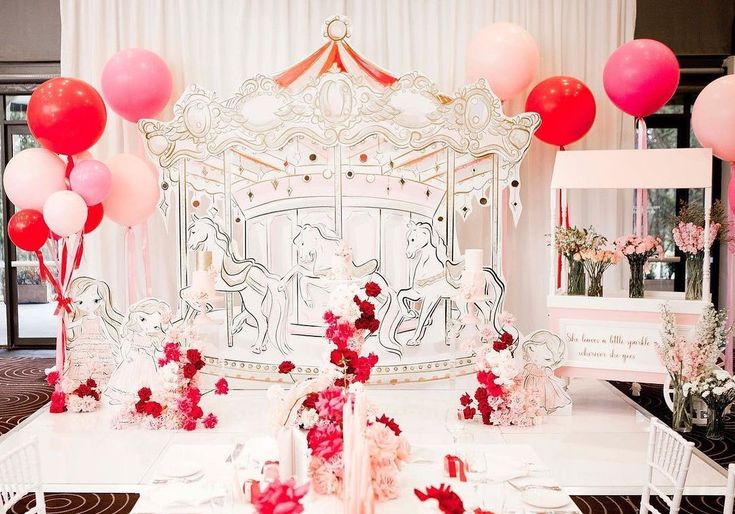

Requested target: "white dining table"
[{"left": 130, "top": 442, "right": 582, "bottom": 514}]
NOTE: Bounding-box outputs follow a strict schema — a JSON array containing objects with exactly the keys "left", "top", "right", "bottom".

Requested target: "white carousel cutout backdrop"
[{"left": 134, "top": 16, "right": 540, "bottom": 382}]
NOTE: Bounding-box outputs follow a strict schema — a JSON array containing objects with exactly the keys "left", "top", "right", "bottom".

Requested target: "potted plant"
[{"left": 16, "top": 268, "right": 48, "bottom": 304}]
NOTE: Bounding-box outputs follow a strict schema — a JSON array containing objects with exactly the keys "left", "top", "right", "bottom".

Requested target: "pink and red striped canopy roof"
[{"left": 273, "top": 16, "right": 397, "bottom": 90}]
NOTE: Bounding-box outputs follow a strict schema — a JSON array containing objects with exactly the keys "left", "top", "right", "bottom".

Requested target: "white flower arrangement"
[{"left": 692, "top": 368, "right": 735, "bottom": 410}]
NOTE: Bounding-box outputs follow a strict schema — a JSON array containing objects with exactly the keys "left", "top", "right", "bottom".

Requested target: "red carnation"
[
  {"left": 138, "top": 387, "right": 152, "bottom": 402},
  {"left": 330, "top": 348, "right": 357, "bottom": 368},
  {"left": 323, "top": 311, "right": 337, "bottom": 324},
  {"left": 46, "top": 371, "right": 60, "bottom": 386},
  {"left": 302, "top": 393, "right": 319, "bottom": 410},
  {"left": 135, "top": 400, "right": 146, "bottom": 414},
  {"left": 163, "top": 342, "right": 181, "bottom": 363},
  {"left": 144, "top": 401, "right": 163, "bottom": 418},
  {"left": 186, "top": 387, "right": 202, "bottom": 404},
  {"left": 353, "top": 355, "right": 378, "bottom": 383},
  {"left": 49, "top": 391, "right": 66, "bottom": 413},
  {"left": 460, "top": 392, "right": 473, "bottom": 406},
  {"left": 278, "top": 361, "right": 296, "bottom": 374},
  {"left": 85, "top": 378, "right": 97, "bottom": 389},
  {"left": 183, "top": 363, "right": 198, "bottom": 379},
  {"left": 215, "top": 378, "right": 229, "bottom": 395},
  {"left": 187, "top": 348, "right": 202, "bottom": 364},
  {"left": 202, "top": 413, "right": 218, "bottom": 429},
  {"left": 364, "top": 281, "right": 381, "bottom": 297},
  {"left": 376, "top": 414, "right": 401, "bottom": 436},
  {"left": 415, "top": 484, "right": 465, "bottom": 514},
  {"left": 462, "top": 405, "right": 476, "bottom": 420},
  {"left": 181, "top": 417, "right": 197, "bottom": 431},
  {"left": 190, "top": 405, "right": 204, "bottom": 419}
]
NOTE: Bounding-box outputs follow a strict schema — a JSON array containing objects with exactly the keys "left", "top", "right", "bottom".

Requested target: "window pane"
[
  {"left": 690, "top": 127, "right": 702, "bottom": 148},
  {"left": 11, "top": 133, "right": 40, "bottom": 154},
  {"left": 655, "top": 104, "right": 684, "bottom": 114},
  {"left": 5, "top": 95, "right": 30, "bottom": 121},
  {"left": 646, "top": 127, "right": 678, "bottom": 149}
]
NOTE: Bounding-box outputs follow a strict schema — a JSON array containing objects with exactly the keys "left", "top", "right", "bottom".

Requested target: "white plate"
[
  {"left": 521, "top": 488, "right": 570, "bottom": 509},
  {"left": 159, "top": 458, "right": 202, "bottom": 478}
]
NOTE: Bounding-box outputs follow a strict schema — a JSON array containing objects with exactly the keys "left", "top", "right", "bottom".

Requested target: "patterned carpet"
[
  {"left": 8, "top": 493, "right": 139, "bottom": 514},
  {"left": 0, "top": 357, "right": 731, "bottom": 513},
  {"left": 571, "top": 494, "right": 726, "bottom": 513},
  {"left": 0, "top": 356, "right": 54, "bottom": 435},
  {"left": 610, "top": 380, "right": 735, "bottom": 468}
]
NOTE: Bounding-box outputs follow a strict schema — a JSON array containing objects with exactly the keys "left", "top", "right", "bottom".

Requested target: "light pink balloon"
[
  {"left": 43, "top": 190, "right": 87, "bottom": 237},
  {"left": 101, "top": 48, "right": 172, "bottom": 122},
  {"left": 603, "top": 39, "right": 679, "bottom": 118},
  {"left": 466, "top": 22, "right": 539, "bottom": 101},
  {"left": 69, "top": 159, "right": 112, "bottom": 205},
  {"left": 692, "top": 75, "right": 735, "bottom": 162},
  {"left": 103, "top": 153, "right": 159, "bottom": 227},
  {"left": 3, "top": 148, "right": 67, "bottom": 210}
]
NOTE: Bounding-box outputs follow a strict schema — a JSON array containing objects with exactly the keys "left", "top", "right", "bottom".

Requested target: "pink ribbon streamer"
[
  {"left": 126, "top": 226, "right": 138, "bottom": 306},
  {"left": 727, "top": 203, "right": 734, "bottom": 373},
  {"left": 635, "top": 117, "right": 648, "bottom": 236},
  {"left": 140, "top": 222, "right": 153, "bottom": 297}
]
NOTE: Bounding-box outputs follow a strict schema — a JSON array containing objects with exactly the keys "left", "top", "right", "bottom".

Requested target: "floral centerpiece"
[
  {"left": 657, "top": 304, "right": 728, "bottom": 432},
  {"left": 112, "top": 332, "right": 229, "bottom": 430},
  {"left": 47, "top": 371, "right": 101, "bottom": 413},
  {"left": 255, "top": 477, "right": 309, "bottom": 514},
  {"left": 614, "top": 234, "right": 663, "bottom": 298},
  {"left": 691, "top": 368, "right": 735, "bottom": 440},
  {"left": 270, "top": 281, "right": 410, "bottom": 503},
  {"left": 554, "top": 226, "right": 595, "bottom": 295},
  {"left": 458, "top": 325, "right": 543, "bottom": 427},
  {"left": 672, "top": 201, "right": 729, "bottom": 300},
  {"left": 580, "top": 242, "right": 622, "bottom": 297}
]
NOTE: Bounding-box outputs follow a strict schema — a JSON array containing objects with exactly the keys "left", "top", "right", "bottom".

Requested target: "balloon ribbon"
[
  {"left": 635, "top": 117, "right": 648, "bottom": 236},
  {"left": 126, "top": 227, "right": 138, "bottom": 305}
]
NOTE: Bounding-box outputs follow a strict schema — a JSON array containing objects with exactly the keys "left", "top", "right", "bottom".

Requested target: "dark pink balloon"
[
  {"left": 69, "top": 159, "right": 112, "bottom": 206},
  {"left": 603, "top": 39, "right": 679, "bottom": 118},
  {"left": 101, "top": 48, "right": 172, "bottom": 122}
]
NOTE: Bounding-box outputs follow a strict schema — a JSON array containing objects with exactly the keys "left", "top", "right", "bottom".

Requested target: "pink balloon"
[
  {"left": 69, "top": 159, "right": 112, "bottom": 205},
  {"left": 103, "top": 153, "right": 159, "bottom": 227},
  {"left": 603, "top": 39, "right": 679, "bottom": 118},
  {"left": 3, "top": 148, "right": 67, "bottom": 210},
  {"left": 43, "top": 190, "right": 87, "bottom": 237},
  {"left": 692, "top": 75, "right": 735, "bottom": 162},
  {"left": 466, "top": 22, "right": 539, "bottom": 101},
  {"left": 101, "top": 48, "right": 172, "bottom": 122}
]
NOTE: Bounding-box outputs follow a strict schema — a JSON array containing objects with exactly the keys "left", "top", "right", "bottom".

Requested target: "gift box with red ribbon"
[{"left": 443, "top": 454, "right": 467, "bottom": 482}]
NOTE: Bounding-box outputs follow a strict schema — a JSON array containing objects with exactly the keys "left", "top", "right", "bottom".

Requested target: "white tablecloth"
[{"left": 131, "top": 441, "right": 581, "bottom": 514}]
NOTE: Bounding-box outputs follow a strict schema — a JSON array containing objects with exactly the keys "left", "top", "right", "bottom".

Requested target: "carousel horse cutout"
[
  {"left": 398, "top": 221, "right": 507, "bottom": 347},
  {"left": 186, "top": 214, "right": 291, "bottom": 355},
  {"left": 278, "top": 223, "right": 404, "bottom": 357}
]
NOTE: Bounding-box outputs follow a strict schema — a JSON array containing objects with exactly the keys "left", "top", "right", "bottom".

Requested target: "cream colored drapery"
[{"left": 60, "top": 0, "right": 636, "bottom": 333}]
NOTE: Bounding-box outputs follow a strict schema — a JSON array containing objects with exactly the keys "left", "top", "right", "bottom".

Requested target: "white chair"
[
  {"left": 0, "top": 437, "right": 46, "bottom": 514},
  {"left": 640, "top": 417, "right": 695, "bottom": 514},
  {"left": 723, "top": 463, "right": 735, "bottom": 514}
]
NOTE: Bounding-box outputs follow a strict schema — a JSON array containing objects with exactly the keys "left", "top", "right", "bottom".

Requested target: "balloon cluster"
[
  {"left": 5, "top": 78, "right": 108, "bottom": 252},
  {"left": 466, "top": 25, "right": 681, "bottom": 150}
]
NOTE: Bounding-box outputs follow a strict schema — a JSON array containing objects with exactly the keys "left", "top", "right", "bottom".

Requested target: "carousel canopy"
[{"left": 273, "top": 15, "right": 397, "bottom": 91}]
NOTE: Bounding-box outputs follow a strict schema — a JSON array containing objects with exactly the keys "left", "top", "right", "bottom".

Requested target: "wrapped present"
[
  {"left": 243, "top": 478, "right": 261, "bottom": 504},
  {"left": 443, "top": 454, "right": 467, "bottom": 482}
]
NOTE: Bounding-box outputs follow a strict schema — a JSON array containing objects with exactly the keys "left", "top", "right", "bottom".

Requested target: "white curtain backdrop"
[{"left": 60, "top": 0, "right": 636, "bottom": 333}]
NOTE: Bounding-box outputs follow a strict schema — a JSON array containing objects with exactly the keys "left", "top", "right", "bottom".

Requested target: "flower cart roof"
[{"left": 139, "top": 15, "right": 541, "bottom": 223}]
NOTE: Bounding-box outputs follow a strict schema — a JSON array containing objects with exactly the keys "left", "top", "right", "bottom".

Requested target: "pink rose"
[
  {"left": 366, "top": 422, "right": 400, "bottom": 466},
  {"left": 371, "top": 462, "right": 400, "bottom": 502},
  {"left": 308, "top": 457, "right": 343, "bottom": 496}
]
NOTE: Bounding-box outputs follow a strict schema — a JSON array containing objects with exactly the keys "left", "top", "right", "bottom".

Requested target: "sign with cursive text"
[{"left": 557, "top": 319, "right": 680, "bottom": 374}]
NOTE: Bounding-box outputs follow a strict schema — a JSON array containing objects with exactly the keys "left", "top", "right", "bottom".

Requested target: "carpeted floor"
[
  {"left": 0, "top": 356, "right": 54, "bottom": 435},
  {"left": 0, "top": 357, "right": 731, "bottom": 514},
  {"left": 8, "top": 493, "right": 139, "bottom": 514},
  {"left": 610, "top": 380, "right": 735, "bottom": 469}
]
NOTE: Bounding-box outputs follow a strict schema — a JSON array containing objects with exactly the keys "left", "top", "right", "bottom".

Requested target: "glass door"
[{"left": 2, "top": 96, "right": 56, "bottom": 347}]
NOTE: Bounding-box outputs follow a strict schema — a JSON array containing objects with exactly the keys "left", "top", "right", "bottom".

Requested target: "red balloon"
[
  {"left": 84, "top": 203, "right": 104, "bottom": 234},
  {"left": 28, "top": 78, "right": 107, "bottom": 156},
  {"left": 8, "top": 210, "right": 49, "bottom": 252},
  {"left": 525, "top": 76, "right": 596, "bottom": 147}
]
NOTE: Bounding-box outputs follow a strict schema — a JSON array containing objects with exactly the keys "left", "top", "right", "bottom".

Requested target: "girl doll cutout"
[
  {"left": 106, "top": 298, "right": 172, "bottom": 405},
  {"left": 521, "top": 330, "right": 572, "bottom": 414},
  {"left": 65, "top": 277, "right": 124, "bottom": 389}
]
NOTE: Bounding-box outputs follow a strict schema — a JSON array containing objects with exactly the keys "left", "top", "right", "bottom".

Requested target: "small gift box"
[
  {"left": 243, "top": 478, "right": 261, "bottom": 504},
  {"left": 262, "top": 460, "right": 280, "bottom": 483},
  {"left": 443, "top": 454, "right": 467, "bottom": 482}
]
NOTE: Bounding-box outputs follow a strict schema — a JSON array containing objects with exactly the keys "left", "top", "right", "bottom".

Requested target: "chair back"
[
  {"left": 0, "top": 437, "right": 46, "bottom": 514},
  {"left": 640, "top": 417, "right": 695, "bottom": 514},
  {"left": 724, "top": 463, "right": 735, "bottom": 514}
]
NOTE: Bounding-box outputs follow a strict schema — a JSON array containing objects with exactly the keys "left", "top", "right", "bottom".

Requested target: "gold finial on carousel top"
[{"left": 324, "top": 15, "right": 350, "bottom": 42}]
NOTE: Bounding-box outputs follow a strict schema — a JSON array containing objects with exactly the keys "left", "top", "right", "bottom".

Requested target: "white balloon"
[{"left": 43, "top": 190, "right": 87, "bottom": 237}]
